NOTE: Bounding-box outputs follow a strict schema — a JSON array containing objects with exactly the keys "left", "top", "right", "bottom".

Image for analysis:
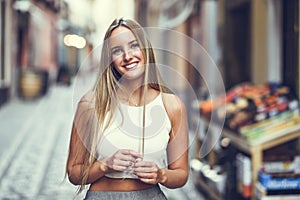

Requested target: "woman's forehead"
[{"left": 109, "top": 26, "right": 137, "bottom": 46}]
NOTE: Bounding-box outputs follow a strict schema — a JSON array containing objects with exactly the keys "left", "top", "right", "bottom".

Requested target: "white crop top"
[{"left": 96, "top": 93, "right": 171, "bottom": 179}]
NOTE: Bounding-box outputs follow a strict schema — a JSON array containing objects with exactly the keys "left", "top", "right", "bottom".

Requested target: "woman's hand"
[
  {"left": 102, "top": 149, "right": 141, "bottom": 172},
  {"left": 133, "top": 160, "right": 167, "bottom": 184}
]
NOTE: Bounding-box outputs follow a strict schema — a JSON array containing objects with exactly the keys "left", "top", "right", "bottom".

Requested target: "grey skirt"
[{"left": 84, "top": 185, "right": 167, "bottom": 200}]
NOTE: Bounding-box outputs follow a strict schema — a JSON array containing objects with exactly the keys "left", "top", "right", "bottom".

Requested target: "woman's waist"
[{"left": 89, "top": 176, "right": 154, "bottom": 191}]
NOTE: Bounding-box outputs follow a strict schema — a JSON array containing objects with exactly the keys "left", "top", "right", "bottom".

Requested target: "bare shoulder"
[
  {"left": 80, "top": 90, "right": 95, "bottom": 103},
  {"left": 73, "top": 91, "right": 96, "bottom": 130},
  {"left": 77, "top": 91, "right": 95, "bottom": 108},
  {"left": 161, "top": 93, "right": 187, "bottom": 119},
  {"left": 74, "top": 91, "right": 96, "bottom": 118}
]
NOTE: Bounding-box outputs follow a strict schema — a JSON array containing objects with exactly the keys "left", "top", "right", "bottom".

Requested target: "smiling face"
[{"left": 109, "top": 26, "right": 145, "bottom": 82}]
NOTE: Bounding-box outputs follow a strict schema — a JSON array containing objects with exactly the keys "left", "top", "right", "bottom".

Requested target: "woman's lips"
[{"left": 123, "top": 62, "right": 138, "bottom": 69}]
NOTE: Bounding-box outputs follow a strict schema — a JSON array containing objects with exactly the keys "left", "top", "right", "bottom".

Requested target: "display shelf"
[
  {"left": 198, "top": 117, "right": 300, "bottom": 200},
  {"left": 191, "top": 170, "right": 223, "bottom": 200}
]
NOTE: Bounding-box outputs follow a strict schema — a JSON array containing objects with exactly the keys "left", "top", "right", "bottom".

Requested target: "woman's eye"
[
  {"left": 131, "top": 43, "right": 140, "bottom": 49},
  {"left": 112, "top": 48, "right": 123, "bottom": 55}
]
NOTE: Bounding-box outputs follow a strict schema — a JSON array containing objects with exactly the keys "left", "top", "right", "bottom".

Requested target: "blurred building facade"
[
  {"left": 0, "top": 0, "right": 299, "bottom": 106},
  {"left": 1, "top": 0, "right": 65, "bottom": 105},
  {"left": 0, "top": 0, "right": 135, "bottom": 107},
  {"left": 136, "top": 0, "right": 299, "bottom": 95}
]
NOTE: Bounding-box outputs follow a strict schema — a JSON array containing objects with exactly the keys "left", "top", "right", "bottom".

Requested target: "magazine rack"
[{"left": 198, "top": 118, "right": 300, "bottom": 200}]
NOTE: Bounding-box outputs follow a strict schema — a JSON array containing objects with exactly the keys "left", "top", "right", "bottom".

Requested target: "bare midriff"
[{"left": 89, "top": 176, "right": 154, "bottom": 191}]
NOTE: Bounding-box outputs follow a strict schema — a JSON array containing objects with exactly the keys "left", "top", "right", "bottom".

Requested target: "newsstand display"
[
  {"left": 193, "top": 82, "right": 300, "bottom": 200},
  {"left": 200, "top": 82, "right": 300, "bottom": 135}
]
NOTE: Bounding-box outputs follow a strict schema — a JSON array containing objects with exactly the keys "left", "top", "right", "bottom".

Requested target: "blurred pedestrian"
[{"left": 66, "top": 18, "right": 189, "bottom": 200}]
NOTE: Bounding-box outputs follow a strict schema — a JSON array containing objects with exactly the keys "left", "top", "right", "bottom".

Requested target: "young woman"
[{"left": 66, "top": 18, "right": 189, "bottom": 200}]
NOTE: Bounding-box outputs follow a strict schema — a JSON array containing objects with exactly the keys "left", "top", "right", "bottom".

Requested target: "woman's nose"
[{"left": 123, "top": 49, "right": 133, "bottom": 61}]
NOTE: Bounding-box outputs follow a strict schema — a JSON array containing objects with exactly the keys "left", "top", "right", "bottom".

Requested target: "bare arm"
[
  {"left": 66, "top": 122, "right": 109, "bottom": 185},
  {"left": 66, "top": 93, "right": 110, "bottom": 185},
  {"left": 160, "top": 94, "right": 189, "bottom": 188}
]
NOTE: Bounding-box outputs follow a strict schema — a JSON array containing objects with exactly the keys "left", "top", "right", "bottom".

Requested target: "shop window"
[
  {"left": 282, "top": 0, "right": 299, "bottom": 98},
  {"left": 223, "top": 0, "right": 251, "bottom": 90},
  {"left": 0, "top": 0, "right": 5, "bottom": 84},
  {"left": 0, "top": 0, "right": 7, "bottom": 107}
]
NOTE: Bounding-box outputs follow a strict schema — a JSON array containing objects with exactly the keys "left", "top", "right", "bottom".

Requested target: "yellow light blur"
[{"left": 63, "top": 34, "right": 86, "bottom": 49}]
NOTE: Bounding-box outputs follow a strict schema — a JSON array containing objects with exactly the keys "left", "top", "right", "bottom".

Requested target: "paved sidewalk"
[
  {"left": 0, "top": 78, "right": 204, "bottom": 200},
  {"left": 0, "top": 84, "right": 85, "bottom": 200}
]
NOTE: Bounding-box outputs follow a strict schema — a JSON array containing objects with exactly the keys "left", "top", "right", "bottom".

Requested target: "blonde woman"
[{"left": 66, "top": 18, "right": 189, "bottom": 200}]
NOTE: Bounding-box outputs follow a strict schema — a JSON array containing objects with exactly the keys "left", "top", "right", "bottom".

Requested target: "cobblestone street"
[
  {"left": 0, "top": 78, "right": 204, "bottom": 200},
  {"left": 0, "top": 85, "right": 84, "bottom": 200}
]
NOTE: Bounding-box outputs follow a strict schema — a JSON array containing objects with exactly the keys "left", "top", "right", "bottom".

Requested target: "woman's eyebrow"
[
  {"left": 128, "top": 39, "right": 138, "bottom": 44},
  {"left": 111, "top": 45, "right": 121, "bottom": 50}
]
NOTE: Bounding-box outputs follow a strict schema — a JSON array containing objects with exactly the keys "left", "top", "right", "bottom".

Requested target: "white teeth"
[{"left": 125, "top": 63, "right": 136, "bottom": 69}]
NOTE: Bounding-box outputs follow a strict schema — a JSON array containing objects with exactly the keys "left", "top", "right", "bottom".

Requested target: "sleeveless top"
[{"left": 96, "top": 93, "right": 171, "bottom": 179}]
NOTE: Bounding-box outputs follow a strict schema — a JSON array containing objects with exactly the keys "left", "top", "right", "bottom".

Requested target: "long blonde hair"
[{"left": 72, "top": 18, "right": 170, "bottom": 193}]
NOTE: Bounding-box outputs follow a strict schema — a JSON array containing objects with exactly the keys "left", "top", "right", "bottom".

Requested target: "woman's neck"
[{"left": 117, "top": 83, "right": 146, "bottom": 106}]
